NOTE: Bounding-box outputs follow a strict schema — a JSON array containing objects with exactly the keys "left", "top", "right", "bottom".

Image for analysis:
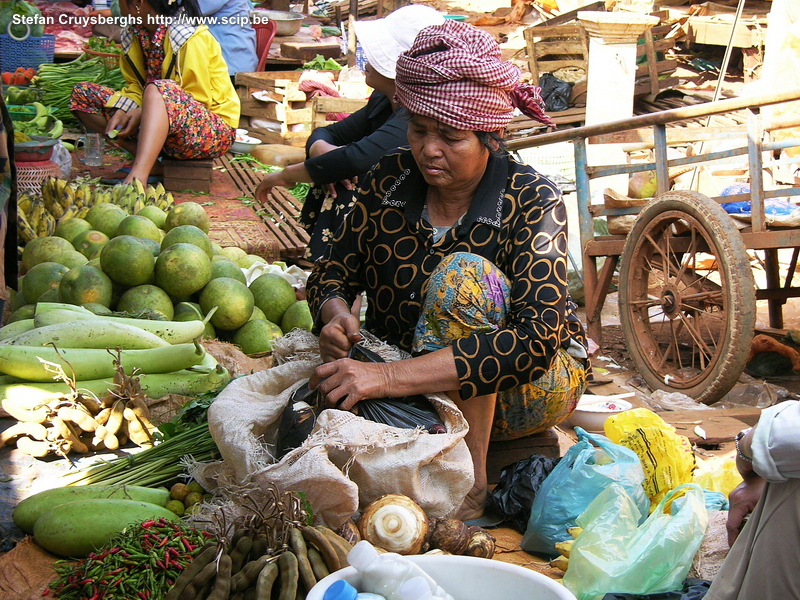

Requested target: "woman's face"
[
  {"left": 364, "top": 63, "right": 394, "bottom": 98},
  {"left": 407, "top": 114, "right": 489, "bottom": 191}
]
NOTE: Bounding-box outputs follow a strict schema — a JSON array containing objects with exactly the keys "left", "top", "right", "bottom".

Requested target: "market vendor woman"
[
  {"left": 306, "top": 20, "right": 589, "bottom": 520},
  {"left": 69, "top": 0, "right": 238, "bottom": 185}
]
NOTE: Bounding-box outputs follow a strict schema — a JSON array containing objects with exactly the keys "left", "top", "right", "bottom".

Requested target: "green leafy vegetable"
[
  {"left": 301, "top": 54, "right": 342, "bottom": 71},
  {"left": 230, "top": 155, "right": 311, "bottom": 201},
  {"left": 0, "top": 0, "right": 44, "bottom": 38}
]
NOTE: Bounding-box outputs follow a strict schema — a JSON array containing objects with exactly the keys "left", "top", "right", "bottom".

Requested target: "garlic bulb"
[{"left": 358, "top": 494, "right": 429, "bottom": 555}]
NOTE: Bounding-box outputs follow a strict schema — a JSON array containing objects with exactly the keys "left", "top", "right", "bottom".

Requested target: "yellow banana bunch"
[
  {"left": 28, "top": 198, "right": 45, "bottom": 231},
  {"left": 75, "top": 206, "right": 90, "bottom": 219},
  {"left": 36, "top": 210, "right": 56, "bottom": 237},
  {"left": 550, "top": 525, "right": 583, "bottom": 573},
  {"left": 17, "top": 211, "right": 36, "bottom": 244},
  {"left": 17, "top": 193, "right": 34, "bottom": 218},
  {"left": 49, "top": 201, "right": 65, "bottom": 220},
  {"left": 57, "top": 204, "right": 80, "bottom": 224},
  {"left": 58, "top": 183, "right": 75, "bottom": 210}
]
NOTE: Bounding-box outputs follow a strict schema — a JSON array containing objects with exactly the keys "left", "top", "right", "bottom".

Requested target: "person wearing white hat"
[{"left": 254, "top": 4, "right": 445, "bottom": 262}]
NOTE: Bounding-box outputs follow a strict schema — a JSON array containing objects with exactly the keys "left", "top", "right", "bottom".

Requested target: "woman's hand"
[
  {"left": 308, "top": 358, "right": 390, "bottom": 411},
  {"left": 107, "top": 107, "right": 140, "bottom": 139},
  {"left": 318, "top": 311, "right": 362, "bottom": 362},
  {"left": 726, "top": 474, "right": 766, "bottom": 547},
  {"left": 254, "top": 172, "right": 282, "bottom": 203}
]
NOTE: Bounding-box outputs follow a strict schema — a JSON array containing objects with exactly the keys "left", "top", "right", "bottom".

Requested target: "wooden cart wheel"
[{"left": 618, "top": 190, "right": 756, "bottom": 404}]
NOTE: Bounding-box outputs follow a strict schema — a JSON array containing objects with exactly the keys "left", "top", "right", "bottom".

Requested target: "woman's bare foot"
[{"left": 454, "top": 484, "right": 487, "bottom": 521}]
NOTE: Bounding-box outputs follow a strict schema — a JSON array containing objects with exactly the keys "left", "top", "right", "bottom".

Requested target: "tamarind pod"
[
  {"left": 277, "top": 550, "right": 299, "bottom": 600},
  {"left": 129, "top": 396, "right": 156, "bottom": 434},
  {"left": 289, "top": 527, "right": 317, "bottom": 593},
  {"left": 1, "top": 399, "right": 50, "bottom": 423},
  {"left": 77, "top": 393, "right": 103, "bottom": 415},
  {"left": 206, "top": 551, "right": 232, "bottom": 600},
  {"left": 105, "top": 399, "right": 125, "bottom": 437},
  {"left": 178, "top": 560, "right": 219, "bottom": 600},
  {"left": 300, "top": 526, "right": 340, "bottom": 573},
  {"left": 94, "top": 406, "right": 112, "bottom": 426},
  {"left": 243, "top": 587, "right": 257, "bottom": 600},
  {"left": 230, "top": 555, "right": 272, "bottom": 594},
  {"left": 255, "top": 562, "right": 279, "bottom": 600},
  {"left": 51, "top": 417, "right": 89, "bottom": 454},
  {"left": 56, "top": 406, "right": 99, "bottom": 432},
  {"left": 116, "top": 421, "right": 128, "bottom": 448},
  {"left": 16, "top": 436, "right": 52, "bottom": 457},
  {"left": 63, "top": 419, "right": 89, "bottom": 454},
  {"left": 166, "top": 545, "right": 218, "bottom": 600},
  {"left": 231, "top": 593, "right": 245, "bottom": 600},
  {"left": 315, "top": 526, "right": 351, "bottom": 568},
  {"left": 0, "top": 422, "right": 48, "bottom": 446},
  {"left": 229, "top": 533, "right": 254, "bottom": 575},
  {"left": 305, "top": 546, "right": 330, "bottom": 581},
  {"left": 250, "top": 534, "right": 268, "bottom": 562},
  {"left": 123, "top": 406, "right": 152, "bottom": 447}
]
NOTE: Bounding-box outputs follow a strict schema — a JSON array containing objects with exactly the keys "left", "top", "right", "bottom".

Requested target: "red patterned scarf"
[{"left": 394, "top": 20, "right": 555, "bottom": 131}]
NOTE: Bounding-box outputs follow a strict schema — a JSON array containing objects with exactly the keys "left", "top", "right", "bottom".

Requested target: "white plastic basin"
[{"left": 306, "top": 554, "right": 577, "bottom": 600}]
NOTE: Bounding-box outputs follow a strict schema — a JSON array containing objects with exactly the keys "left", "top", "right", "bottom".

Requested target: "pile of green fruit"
[
  {"left": 165, "top": 480, "right": 209, "bottom": 516},
  {"left": 11, "top": 181, "right": 312, "bottom": 358}
]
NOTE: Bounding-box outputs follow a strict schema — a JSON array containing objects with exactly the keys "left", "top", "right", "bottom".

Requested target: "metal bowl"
[{"left": 250, "top": 10, "right": 304, "bottom": 36}]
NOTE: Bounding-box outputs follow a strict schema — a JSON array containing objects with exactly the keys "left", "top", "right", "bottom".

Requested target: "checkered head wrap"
[{"left": 394, "top": 20, "right": 554, "bottom": 131}]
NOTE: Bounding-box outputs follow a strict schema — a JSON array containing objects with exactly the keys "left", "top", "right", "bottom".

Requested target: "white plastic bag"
[{"left": 50, "top": 141, "right": 72, "bottom": 178}]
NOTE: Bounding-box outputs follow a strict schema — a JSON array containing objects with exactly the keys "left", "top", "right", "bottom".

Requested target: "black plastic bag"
[
  {"left": 601, "top": 579, "right": 712, "bottom": 600},
  {"left": 539, "top": 73, "right": 573, "bottom": 112},
  {"left": 275, "top": 344, "right": 446, "bottom": 458},
  {"left": 485, "top": 454, "right": 561, "bottom": 533}
]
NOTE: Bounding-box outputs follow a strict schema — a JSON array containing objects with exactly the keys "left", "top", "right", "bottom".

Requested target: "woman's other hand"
[
  {"left": 309, "top": 358, "right": 389, "bottom": 410},
  {"left": 318, "top": 309, "right": 362, "bottom": 362},
  {"left": 254, "top": 171, "right": 281, "bottom": 203},
  {"left": 726, "top": 474, "right": 766, "bottom": 547},
  {"left": 107, "top": 107, "right": 140, "bottom": 139}
]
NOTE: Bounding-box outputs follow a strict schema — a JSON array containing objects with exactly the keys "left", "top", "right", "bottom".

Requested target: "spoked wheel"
[{"left": 618, "top": 190, "right": 756, "bottom": 404}]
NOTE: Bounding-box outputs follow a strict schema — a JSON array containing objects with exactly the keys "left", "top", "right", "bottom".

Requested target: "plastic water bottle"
[
  {"left": 347, "top": 541, "right": 453, "bottom": 600},
  {"left": 323, "top": 579, "right": 386, "bottom": 600},
  {"left": 398, "top": 576, "right": 452, "bottom": 600}
]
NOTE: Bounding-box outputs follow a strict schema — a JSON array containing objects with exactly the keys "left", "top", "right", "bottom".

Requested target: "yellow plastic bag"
[
  {"left": 604, "top": 408, "right": 695, "bottom": 509},
  {"left": 693, "top": 454, "right": 743, "bottom": 496}
]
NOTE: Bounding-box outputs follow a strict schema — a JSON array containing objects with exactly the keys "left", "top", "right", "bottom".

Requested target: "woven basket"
[
  {"left": 17, "top": 160, "right": 60, "bottom": 195},
  {"left": 84, "top": 48, "right": 121, "bottom": 70}
]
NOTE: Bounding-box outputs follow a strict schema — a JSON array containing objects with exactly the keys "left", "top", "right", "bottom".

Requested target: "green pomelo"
[
  {"left": 115, "top": 215, "right": 162, "bottom": 242},
  {"left": 59, "top": 265, "right": 114, "bottom": 307},
  {"left": 116, "top": 284, "right": 175, "bottom": 320},
  {"left": 85, "top": 202, "right": 128, "bottom": 238},
  {"left": 86, "top": 257, "right": 101, "bottom": 269},
  {"left": 210, "top": 259, "right": 246, "bottom": 285},
  {"left": 54, "top": 218, "right": 92, "bottom": 244},
  {"left": 249, "top": 305, "right": 266, "bottom": 321},
  {"left": 22, "top": 262, "right": 69, "bottom": 304},
  {"left": 218, "top": 246, "right": 247, "bottom": 262},
  {"left": 280, "top": 300, "right": 313, "bottom": 334},
  {"left": 164, "top": 201, "right": 210, "bottom": 233},
  {"left": 37, "top": 288, "right": 61, "bottom": 303},
  {"left": 138, "top": 237, "right": 162, "bottom": 257},
  {"left": 154, "top": 243, "right": 212, "bottom": 298},
  {"left": 72, "top": 230, "right": 110, "bottom": 260},
  {"left": 249, "top": 273, "right": 296, "bottom": 325},
  {"left": 173, "top": 301, "right": 204, "bottom": 321},
  {"left": 211, "top": 242, "right": 222, "bottom": 255},
  {"left": 82, "top": 302, "right": 114, "bottom": 316},
  {"left": 8, "top": 304, "right": 35, "bottom": 323},
  {"left": 10, "top": 285, "right": 27, "bottom": 312},
  {"left": 135, "top": 205, "right": 168, "bottom": 229},
  {"left": 54, "top": 249, "right": 89, "bottom": 270},
  {"left": 160, "top": 225, "right": 213, "bottom": 258},
  {"left": 21, "top": 236, "right": 75, "bottom": 272},
  {"left": 233, "top": 319, "right": 283, "bottom": 355},
  {"left": 237, "top": 254, "right": 267, "bottom": 269},
  {"left": 100, "top": 235, "right": 156, "bottom": 287},
  {"left": 199, "top": 277, "right": 254, "bottom": 331}
]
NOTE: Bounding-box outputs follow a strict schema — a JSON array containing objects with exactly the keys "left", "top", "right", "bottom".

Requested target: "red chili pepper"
[
  {"left": 157, "top": 536, "right": 170, "bottom": 548},
  {"left": 180, "top": 538, "right": 194, "bottom": 552},
  {"left": 141, "top": 520, "right": 156, "bottom": 528}
]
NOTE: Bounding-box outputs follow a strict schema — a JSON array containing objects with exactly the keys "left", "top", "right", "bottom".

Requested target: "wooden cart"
[{"left": 508, "top": 89, "right": 800, "bottom": 404}]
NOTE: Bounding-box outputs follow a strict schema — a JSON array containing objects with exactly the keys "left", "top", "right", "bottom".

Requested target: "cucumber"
[
  {"left": 13, "top": 484, "right": 170, "bottom": 534},
  {"left": 33, "top": 498, "right": 178, "bottom": 557}
]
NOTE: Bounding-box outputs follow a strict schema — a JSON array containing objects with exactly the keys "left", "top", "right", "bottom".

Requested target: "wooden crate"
[
  {"left": 162, "top": 158, "right": 213, "bottom": 192},
  {"left": 235, "top": 71, "right": 344, "bottom": 147}
]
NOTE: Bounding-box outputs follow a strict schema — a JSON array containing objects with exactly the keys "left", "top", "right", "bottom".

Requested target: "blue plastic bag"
[
  {"left": 520, "top": 427, "right": 649, "bottom": 555},
  {"left": 563, "top": 483, "right": 709, "bottom": 600}
]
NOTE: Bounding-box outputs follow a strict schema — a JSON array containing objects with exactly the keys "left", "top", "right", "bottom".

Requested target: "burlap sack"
[{"left": 196, "top": 331, "right": 473, "bottom": 528}]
